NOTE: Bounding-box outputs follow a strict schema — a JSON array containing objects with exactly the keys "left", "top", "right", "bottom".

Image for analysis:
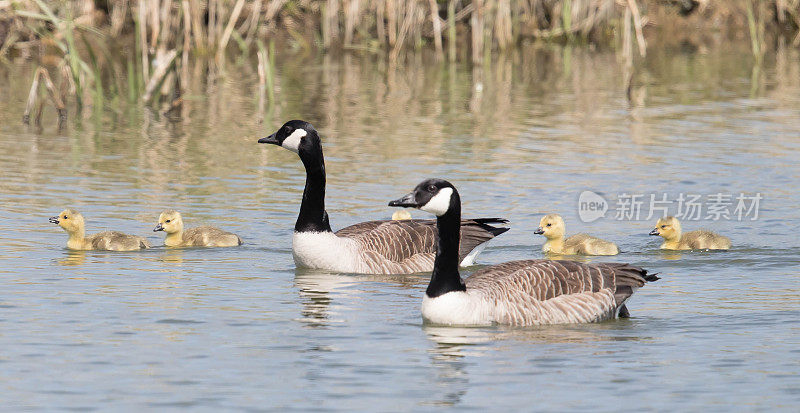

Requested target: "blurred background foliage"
[{"left": 0, "top": 0, "right": 797, "bottom": 125}]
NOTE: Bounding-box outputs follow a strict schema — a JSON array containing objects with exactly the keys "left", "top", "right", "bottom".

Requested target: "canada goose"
[
  {"left": 649, "top": 216, "right": 730, "bottom": 250},
  {"left": 49, "top": 209, "right": 150, "bottom": 251},
  {"left": 534, "top": 213, "right": 619, "bottom": 255},
  {"left": 153, "top": 210, "right": 243, "bottom": 247},
  {"left": 258, "top": 120, "right": 509, "bottom": 274},
  {"left": 391, "top": 210, "right": 412, "bottom": 221},
  {"left": 389, "top": 179, "right": 658, "bottom": 326}
]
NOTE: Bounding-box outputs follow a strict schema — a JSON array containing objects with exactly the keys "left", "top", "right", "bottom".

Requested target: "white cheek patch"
[
  {"left": 420, "top": 187, "right": 453, "bottom": 217},
  {"left": 282, "top": 129, "right": 307, "bottom": 153}
]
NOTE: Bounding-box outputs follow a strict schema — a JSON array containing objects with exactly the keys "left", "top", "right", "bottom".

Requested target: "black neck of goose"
[
  {"left": 426, "top": 194, "right": 466, "bottom": 298},
  {"left": 295, "top": 141, "right": 332, "bottom": 233}
]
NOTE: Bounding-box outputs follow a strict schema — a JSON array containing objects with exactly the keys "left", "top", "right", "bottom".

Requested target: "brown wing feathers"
[
  {"left": 335, "top": 218, "right": 508, "bottom": 264},
  {"left": 466, "top": 260, "right": 657, "bottom": 319}
]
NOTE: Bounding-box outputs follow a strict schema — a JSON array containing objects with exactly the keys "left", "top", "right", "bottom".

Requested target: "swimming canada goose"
[
  {"left": 153, "top": 210, "right": 243, "bottom": 247},
  {"left": 389, "top": 179, "right": 658, "bottom": 326},
  {"left": 391, "top": 210, "right": 412, "bottom": 221},
  {"left": 534, "top": 213, "right": 619, "bottom": 255},
  {"left": 258, "top": 120, "right": 508, "bottom": 274},
  {"left": 49, "top": 209, "right": 150, "bottom": 251},
  {"left": 649, "top": 216, "right": 730, "bottom": 250}
]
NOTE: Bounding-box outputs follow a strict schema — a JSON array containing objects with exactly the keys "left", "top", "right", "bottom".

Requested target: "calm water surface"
[{"left": 1, "top": 44, "right": 799, "bottom": 410}]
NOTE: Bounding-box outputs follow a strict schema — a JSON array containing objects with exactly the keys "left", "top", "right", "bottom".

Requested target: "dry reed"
[{"left": 1, "top": 0, "right": 799, "bottom": 125}]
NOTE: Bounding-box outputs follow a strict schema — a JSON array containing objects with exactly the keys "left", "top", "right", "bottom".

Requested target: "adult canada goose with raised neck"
[
  {"left": 49, "top": 209, "right": 150, "bottom": 251},
  {"left": 154, "top": 210, "right": 243, "bottom": 247},
  {"left": 649, "top": 216, "right": 731, "bottom": 250},
  {"left": 534, "top": 213, "right": 619, "bottom": 256},
  {"left": 389, "top": 179, "right": 658, "bottom": 326},
  {"left": 258, "top": 120, "right": 509, "bottom": 274}
]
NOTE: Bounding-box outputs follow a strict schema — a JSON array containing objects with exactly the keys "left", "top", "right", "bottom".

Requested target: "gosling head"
[
  {"left": 154, "top": 209, "right": 184, "bottom": 234},
  {"left": 388, "top": 178, "right": 459, "bottom": 217},
  {"left": 258, "top": 120, "right": 319, "bottom": 154},
  {"left": 534, "top": 213, "right": 566, "bottom": 239},
  {"left": 49, "top": 208, "right": 85, "bottom": 234},
  {"left": 650, "top": 216, "right": 681, "bottom": 240},
  {"left": 391, "top": 210, "right": 412, "bottom": 221}
]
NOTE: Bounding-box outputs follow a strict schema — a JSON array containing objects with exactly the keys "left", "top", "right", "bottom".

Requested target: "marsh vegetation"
[{"left": 1, "top": 0, "right": 798, "bottom": 126}]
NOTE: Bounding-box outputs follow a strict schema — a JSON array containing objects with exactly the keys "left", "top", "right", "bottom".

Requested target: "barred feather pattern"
[
  {"left": 339, "top": 219, "right": 505, "bottom": 274},
  {"left": 291, "top": 219, "right": 507, "bottom": 274},
  {"left": 422, "top": 260, "right": 652, "bottom": 326}
]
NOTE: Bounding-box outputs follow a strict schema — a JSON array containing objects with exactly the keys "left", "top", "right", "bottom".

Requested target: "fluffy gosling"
[
  {"left": 49, "top": 209, "right": 150, "bottom": 251},
  {"left": 649, "top": 216, "right": 730, "bottom": 250},
  {"left": 154, "top": 210, "right": 243, "bottom": 247},
  {"left": 391, "top": 209, "right": 412, "bottom": 221},
  {"left": 534, "top": 213, "right": 619, "bottom": 256}
]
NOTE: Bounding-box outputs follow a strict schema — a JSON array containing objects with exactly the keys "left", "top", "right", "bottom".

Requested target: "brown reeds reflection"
[{"left": 1, "top": 36, "right": 799, "bottom": 219}]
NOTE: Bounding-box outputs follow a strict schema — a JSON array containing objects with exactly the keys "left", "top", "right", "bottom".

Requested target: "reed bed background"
[{"left": 1, "top": 0, "right": 798, "bottom": 126}]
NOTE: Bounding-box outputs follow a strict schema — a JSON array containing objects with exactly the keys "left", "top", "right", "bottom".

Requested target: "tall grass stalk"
[{"left": 5, "top": 0, "right": 800, "bottom": 124}]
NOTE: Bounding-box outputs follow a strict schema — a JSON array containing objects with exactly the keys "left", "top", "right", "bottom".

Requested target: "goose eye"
[
  {"left": 427, "top": 185, "right": 437, "bottom": 192},
  {"left": 284, "top": 126, "right": 292, "bottom": 134},
  {"left": 166, "top": 219, "right": 171, "bottom": 223}
]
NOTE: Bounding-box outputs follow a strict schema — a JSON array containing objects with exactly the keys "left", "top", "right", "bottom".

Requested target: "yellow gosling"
[
  {"left": 649, "top": 216, "right": 730, "bottom": 250},
  {"left": 534, "top": 213, "right": 619, "bottom": 256},
  {"left": 391, "top": 209, "right": 412, "bottom": 221},
  {"left": 49, "top": 209, "right": 150, "bottom": 251},
  {"left": 154, "top": 210, "right": 243, "bottom": 247}
]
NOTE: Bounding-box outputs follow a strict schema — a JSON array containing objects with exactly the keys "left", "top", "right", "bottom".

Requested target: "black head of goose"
[
  {"left": 258, "top": 120, "right": 509, "bottom": 275},
  {"left": 389, "top": 178, "right": 659, "bottom": 326}
]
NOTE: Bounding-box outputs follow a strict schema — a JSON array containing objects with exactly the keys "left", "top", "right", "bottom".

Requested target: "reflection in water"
[
  {"left": 160, "top": 248, "right": 185, "bottom": 264},
  {"left": 293, "top": 270, "right": 353, "bottom": 327},
  {"left": 422, "top": 326, "right": 486, "bottom": 406},
  {"left": 58, "top": 249, "right": 86, "bottom": 266},
  {"left": 658, "top": 250, "right": 685, "bottom": 261},
  {"left": 422, "top": 322, "right": 646, "bottom": 407},
  {"left": 1, "top": 41, "right": 799, "bottom": 410},
  {"left": 294, "top": 269, "right": 425, "bottom": 328}
]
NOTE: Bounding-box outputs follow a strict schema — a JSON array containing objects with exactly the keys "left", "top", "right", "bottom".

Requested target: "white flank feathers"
[
  {"left": 292, "top": 231, "right": 360, "bottom": 272},
  {"left": 421, "top": 291, "right": 493, "bottom": 326}
]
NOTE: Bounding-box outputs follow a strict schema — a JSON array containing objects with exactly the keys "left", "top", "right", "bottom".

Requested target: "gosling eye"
[
  {"left": 546, "top": 223, "right": 551, "bottom": 227},
  {"left": 427, "top": 185, "right": 437, "bottom": 192},
  {"left": 165, "top": 219, "right": 171, "bottom": 223},
  {"left": 63, "top": 215, "right": 68, "bottom": 219},
  {"left": 661, "top": 225, "right": 666, "bottom": 229}
]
